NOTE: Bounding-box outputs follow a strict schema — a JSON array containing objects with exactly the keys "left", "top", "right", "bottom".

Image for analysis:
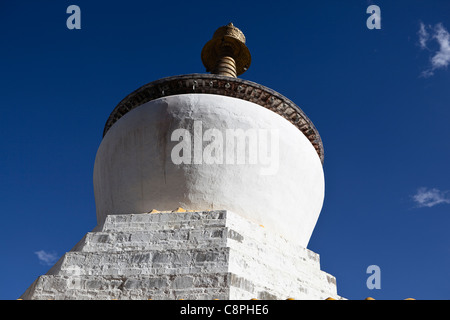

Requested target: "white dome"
[{"left": 93, "top": 93, "right": 324, "bottom": 247}]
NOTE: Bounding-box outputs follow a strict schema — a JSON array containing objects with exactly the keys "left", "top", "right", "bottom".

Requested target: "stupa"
[{"left": 20, "top": 23, "right": 341, "bottom": 300}]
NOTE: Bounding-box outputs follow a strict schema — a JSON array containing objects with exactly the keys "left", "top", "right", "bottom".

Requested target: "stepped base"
[{"left": 20, "top": 210, "right": 342, "bottom": 300}]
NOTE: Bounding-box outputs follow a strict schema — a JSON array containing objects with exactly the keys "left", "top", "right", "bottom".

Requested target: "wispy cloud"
[
  {"left": 34, "top": 250, "right": 58, "bottom": 266},
  {"left": 412, "top": 187, "right": 450, "bottom": 208},
  {"left": 418, "top": 22, "right": 450, "bottom": 77},
  {"left": 418, "top": 23, "right": 429, "bottom": 49}
]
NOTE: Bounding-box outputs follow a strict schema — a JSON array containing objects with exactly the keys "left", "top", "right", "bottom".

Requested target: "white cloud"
[
  {"left": 418, "top": 22, "right": 429, "bottom": 49},
  {"left": 412, "top": 187, "right": 450, "bottom": 208},
  {"left": 418, "top": 22, "right": 450, "bottom": 77},
  {"left": 34, "top": 250, "right": 58, "bottom": 266},
  {"left": 431, "top": 24, "right": 450, "bottom": 68}
]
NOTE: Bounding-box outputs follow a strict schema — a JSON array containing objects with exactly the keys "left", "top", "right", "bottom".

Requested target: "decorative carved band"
[{"left": 103, "top": 74, "right": 324, "bottom": 163}]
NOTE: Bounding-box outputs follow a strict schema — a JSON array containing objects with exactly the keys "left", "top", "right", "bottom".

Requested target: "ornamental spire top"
[{"left": 201, "top": 23, "right": 251, "bottom": 78}]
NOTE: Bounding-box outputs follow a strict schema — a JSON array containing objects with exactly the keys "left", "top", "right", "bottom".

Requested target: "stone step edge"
[
  {"left": 72, "top": 228, "right": 320, "bottom": 270},
  {"left": 20, "top": 273, "right": 232, "bottom": 300},
  {"left": 98, "top": 210, "right": 319, "bottom": 262},
  {"left": 62, "top": 239, "right": 322, "bottom": 279},
  {"left": 99, "top": 211, "right": 228, "bottom": 232},
  {"left": 80, "top": 211, "right": 321, "bottom": 265},
  {"left": 46, "top": 247, "right": 332, "bottom": 293},
  {"left": 45, "top": 247, "right": 231, "bottom": 276},
  {"left": 20, "top": 272, "right": 341, "bottom": 300},
  {"left": 225, "top": 240, "right": 336, "bottom": 289}
]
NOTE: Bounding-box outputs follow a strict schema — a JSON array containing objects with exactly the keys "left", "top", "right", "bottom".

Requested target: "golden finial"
[{"left": 201, "top": 22, "right": 251, "bottom": 78}]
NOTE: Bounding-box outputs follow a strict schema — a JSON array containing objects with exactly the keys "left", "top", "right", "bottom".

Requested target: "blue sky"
[{"left": 1, "top": 0, "right": 449, "bottom": 300}]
